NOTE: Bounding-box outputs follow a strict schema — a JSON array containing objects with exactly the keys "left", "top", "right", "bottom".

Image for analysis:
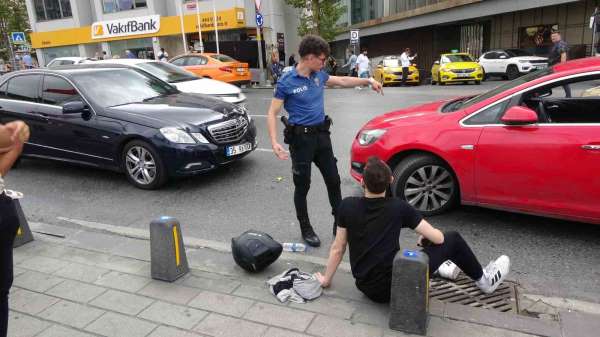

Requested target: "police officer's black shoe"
[{"left": 300, "top": 220, "right": 321, "bottom": 247}]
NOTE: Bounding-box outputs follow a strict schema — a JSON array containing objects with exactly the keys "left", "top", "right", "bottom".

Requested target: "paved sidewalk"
[{"left": 7, "top": 223, "right": 598, "bottom": 337}]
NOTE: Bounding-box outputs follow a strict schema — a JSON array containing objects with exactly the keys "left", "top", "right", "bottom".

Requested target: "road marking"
[
  {"left": 256, "top": 148, "right": 273, "bottom": 152},
  {"left": 56, "top": 217, "right": 350, "bottom": 271}
]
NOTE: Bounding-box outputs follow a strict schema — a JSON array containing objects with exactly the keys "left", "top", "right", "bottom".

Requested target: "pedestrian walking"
[
  {"left": 316, "top": 157, "right": 511, "bottom": 303},
  {"left": 342, "top": 50, "right": 358, "bottom": 77},
  {"left": 288, "top": 54, "right": 296, "bottom": 67},
  {"left": 356, "top": 49, "right": 370, "bottom": 78},
  {"left": 400, "top": 48, "right": 417, "bottom": 86},
  {"left": 158, "top": 48, "right": 169, "bottom": 62},
  {"left": 125, "top": 49, "right": 136, "bottom": 59},
  {"left": 0, "top": 120, "right": 30, "bottom": 337},
  {"left": 548, "top": 30, "right": 568, "bottom": 66},
  {"left": 267, "top": 35, "right": 382, "bottom": 247},
  {"left": 22, "top": 53, "right": 33, "bottom": 69}
]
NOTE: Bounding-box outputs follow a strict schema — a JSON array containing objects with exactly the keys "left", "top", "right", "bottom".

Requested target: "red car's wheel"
[{"left": 391, "top": 154, "right": 459, "bottom": 216}]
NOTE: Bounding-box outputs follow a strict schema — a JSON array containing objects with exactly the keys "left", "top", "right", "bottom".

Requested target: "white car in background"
[
  {"left": 93, "top": 59, "right": 246, "bottom": 104},
  {"left": 478, "top": 49, "right": 548, "bottom": 80},
  {"left": 46, "top": 57, "right": 94, "bottom": 68}
]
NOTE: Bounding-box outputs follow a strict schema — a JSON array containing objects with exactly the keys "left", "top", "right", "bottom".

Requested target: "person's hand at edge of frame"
[{"left": 5, "top": 121, "right": 30, "bottom": 144}]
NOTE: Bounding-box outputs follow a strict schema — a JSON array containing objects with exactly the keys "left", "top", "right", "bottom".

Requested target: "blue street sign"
[
  {"left": 11, "top": 32, "right": 26, "bottom": 44},
  {"left": 256, "top": 13, "right": 264, "bottom": 27}
]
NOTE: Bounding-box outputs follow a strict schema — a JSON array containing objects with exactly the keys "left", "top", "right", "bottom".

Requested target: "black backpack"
[{"left": 231, "top": 230, "right": 282, "bottom": 272}]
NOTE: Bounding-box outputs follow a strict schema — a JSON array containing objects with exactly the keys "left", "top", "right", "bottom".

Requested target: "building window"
[
  {"left": 34, "top": 0, "right": 72, "bottom": 21},
  {"left": 103, "top": 0, "right": 147, "bottom": 13}
]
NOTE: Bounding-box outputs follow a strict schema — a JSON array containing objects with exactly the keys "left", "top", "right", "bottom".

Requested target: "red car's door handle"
[{"left": 581, "top": 144, "right": 600, "bottom": 151}]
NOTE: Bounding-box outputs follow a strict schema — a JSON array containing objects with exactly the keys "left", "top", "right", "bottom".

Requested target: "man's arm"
[
  {"left": 0, "top": 121, "right": 30, "bottom": 176},
  {"left": 560, "top": 51, "right": 567, "bottom": 63},
  {"left": 326, "top": 75, "right": 383, "bottom": 93},
  {"left": 414, "top": 219, "right": 445, "bottom": 245},
  {"left": 267, "top": 98, "right": 289, "bottom": 160},
  {"left": 316, "top": 227, "right": 348, "bottom": 287}
]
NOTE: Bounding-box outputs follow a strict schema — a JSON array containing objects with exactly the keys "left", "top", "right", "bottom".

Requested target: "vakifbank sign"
[{"left": 91, "top": 15, "right": 160, "bottom": 39}]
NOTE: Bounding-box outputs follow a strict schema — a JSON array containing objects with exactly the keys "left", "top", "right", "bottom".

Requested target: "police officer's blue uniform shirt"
[{"left": 274, "top": 67, "right": 329, "bottom": 126}]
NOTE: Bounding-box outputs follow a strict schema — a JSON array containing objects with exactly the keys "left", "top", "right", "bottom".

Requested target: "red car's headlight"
[{"left": 357, "top": 129, "right": 386, "bottom": 146}]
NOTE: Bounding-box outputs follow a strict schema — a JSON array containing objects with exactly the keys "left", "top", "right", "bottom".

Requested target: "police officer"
[{"left": 267, "top": 35, "right": 383, "bottom": 247}]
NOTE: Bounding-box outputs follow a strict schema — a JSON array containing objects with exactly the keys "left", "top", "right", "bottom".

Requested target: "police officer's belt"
[{"left": 284, "top": 116, "right": 332, "bottom": 135}]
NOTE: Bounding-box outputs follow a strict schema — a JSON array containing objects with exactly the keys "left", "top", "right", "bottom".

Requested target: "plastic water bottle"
[{"left": 282, "top": 242, "right": 306, "bottom": 252}]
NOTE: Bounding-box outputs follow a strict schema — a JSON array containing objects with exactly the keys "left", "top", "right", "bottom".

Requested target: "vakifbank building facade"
[{"left": 26, "top": 0, "right": 302, "bottom": 67}]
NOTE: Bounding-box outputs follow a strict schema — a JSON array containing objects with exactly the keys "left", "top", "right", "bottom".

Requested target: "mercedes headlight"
[
  {"left": 358, "top": 129, "right": 386, "bottom": 146},
  {"left": 518, "top": 60, "right": 530, "bottom": 64},
  {"left": 160, "top": 127, "right": 196, "bottom": 144},
  {"left": 190, "top": 132, "right": 210, "bottom": 144},
  {"left": 440, "top": 67, "right": 449, "bottom": 72}
]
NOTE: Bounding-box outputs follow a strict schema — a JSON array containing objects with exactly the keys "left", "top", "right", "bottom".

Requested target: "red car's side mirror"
[{"left": 501, "top": 106, "right": 539, "bottom": 125}]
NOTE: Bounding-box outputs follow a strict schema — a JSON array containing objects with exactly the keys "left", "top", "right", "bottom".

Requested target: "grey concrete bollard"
[
  {"left": 150, "top": 216, "right": 189, "bottom": 282},
  {"left": 389, "top": 249, "right": 429, "bottom": 336},
  {"left": 12, "top": 198, "right": 34, "bottom": 248}
]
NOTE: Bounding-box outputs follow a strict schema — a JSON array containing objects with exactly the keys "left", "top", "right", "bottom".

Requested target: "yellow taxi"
[
  {"left": 431, "top": 53, "right": 484, "bottom": 85},
  {"left": 373, "top": 56, "right": 420, "bottom": 86}
]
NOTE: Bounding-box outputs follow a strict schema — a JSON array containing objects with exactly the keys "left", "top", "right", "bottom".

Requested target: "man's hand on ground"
[
  {"left": 272, "top": 142, "right": 289, "bottom": 160},
  {"left": 315, "top": 272, "right": 330, "bottom": 288}
]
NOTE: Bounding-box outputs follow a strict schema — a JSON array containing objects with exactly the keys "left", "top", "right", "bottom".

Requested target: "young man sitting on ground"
[{"left": 316, "top": 157, "right": 511, "bottom": 303}]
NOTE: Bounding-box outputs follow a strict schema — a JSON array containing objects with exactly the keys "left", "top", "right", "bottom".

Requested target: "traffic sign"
[
  {"left": 11, "top": 32, "right": 26, "bottom": 45},
  {"left": 350, "top": 30, "right": 359, "bottom": 44},
  {"left": 256, "top": 13, "right": 264, "bottom": 27}
]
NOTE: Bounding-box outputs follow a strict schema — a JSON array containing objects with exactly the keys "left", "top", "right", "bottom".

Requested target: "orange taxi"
[{"left": 169, "top": 53, "right": 251, "bottom": 85}]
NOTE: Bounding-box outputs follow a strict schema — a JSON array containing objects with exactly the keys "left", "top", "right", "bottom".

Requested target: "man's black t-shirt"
[{"left": 337, "top": 196, "right": 422, "bottom": 293}]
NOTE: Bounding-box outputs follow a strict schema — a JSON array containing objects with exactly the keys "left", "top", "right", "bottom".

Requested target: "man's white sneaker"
[
  {"left": 436, "top": 260, "right": 461, "bottom": 280},
  {"left": 475, "top": 255, "right": 510, "bottom": 294}
]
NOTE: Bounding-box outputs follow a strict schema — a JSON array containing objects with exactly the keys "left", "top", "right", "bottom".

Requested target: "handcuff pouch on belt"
[{"left": 281, "top": 115, "right": 332, "bottom": 144}]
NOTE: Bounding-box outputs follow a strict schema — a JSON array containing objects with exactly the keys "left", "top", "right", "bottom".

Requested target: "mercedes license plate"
[
  {"left": 457, "top": 73, "right": 470, "bottom": 78},
  {"left": 226, "top": 143, "right": 252, "bottom": 156},
  {"left": 237, "top": 67, "right": 245, "bottom": 73}
]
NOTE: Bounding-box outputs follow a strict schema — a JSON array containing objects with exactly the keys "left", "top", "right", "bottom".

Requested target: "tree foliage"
[
  {"left": 284, "top": 0, "right": 346, "bottom": 41},
  {"left": 0, "top": 0, "right": 29, "bottom": 58}
]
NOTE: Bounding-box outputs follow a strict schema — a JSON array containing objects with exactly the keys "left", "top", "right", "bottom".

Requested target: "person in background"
[
  {"left": 288, "top": 54, "right": 296, "bottom": 67},
  {"left": 158, "top": 48, "right": 169, "bottom": 62},
  {"left": 125, "top": 50, "right": 136, "bottom": 59},
  {"left": 0, "top": 120, "right": 30, "bottom": 337},
  {"left": 355, "top": 49, "right": 371, "bottom": 89},
  {"left": 316, "top": 157, "right": 511, "bottom": 303},
  {"left": 400, "top": 48, "right": 417, "bottom": 86},
  {"left": 22, "top": 53, "right": 33, "bottom": 69},
  {"left": 548, "top": 30, "right": 568, "bottom": 66},
  {"left": 342, "top": 50, "right": 358, "bottom": 77}
]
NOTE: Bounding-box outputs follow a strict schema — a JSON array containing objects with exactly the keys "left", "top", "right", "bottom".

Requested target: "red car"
[{"left": 351, "top": 57, "right": 600, "bottom": 224}]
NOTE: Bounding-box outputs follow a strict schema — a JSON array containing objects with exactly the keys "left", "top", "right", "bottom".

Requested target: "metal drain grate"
[{"left": 429, "top": 275, "right": 518, "bottom": 313}]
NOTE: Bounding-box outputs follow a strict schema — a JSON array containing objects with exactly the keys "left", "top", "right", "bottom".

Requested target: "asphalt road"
[{"left": 9, "top": 81, "right": 600, "bottom": 303}]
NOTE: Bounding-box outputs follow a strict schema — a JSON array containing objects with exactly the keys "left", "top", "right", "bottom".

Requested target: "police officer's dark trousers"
[
  {"left": 288, "top": 129, "right": 342, "bottom": 235},
  {"left": 0, "top": 193, "right": 19, "bottom": 337}
]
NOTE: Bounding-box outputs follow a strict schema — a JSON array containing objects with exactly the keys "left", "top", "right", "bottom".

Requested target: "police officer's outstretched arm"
[
  {"left": 326, "top": 75, "right": 383, "bottom": 94},
  {"left": 267, "top": 98, "right": 289, "bottom": 160}
]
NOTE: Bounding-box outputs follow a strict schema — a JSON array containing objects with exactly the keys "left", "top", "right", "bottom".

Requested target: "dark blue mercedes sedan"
[{"left": 0, "top": 64, "right": 257, "bottom": 189}]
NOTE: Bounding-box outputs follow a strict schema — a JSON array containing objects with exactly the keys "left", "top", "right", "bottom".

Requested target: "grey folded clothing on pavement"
[{"left": 266, "top": 268, "right": 322, "bottom": 303}]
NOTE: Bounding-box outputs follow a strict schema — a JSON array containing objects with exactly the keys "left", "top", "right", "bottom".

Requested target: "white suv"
[{"left": 478, "top": 49, "right": 548, "bottom": 80}]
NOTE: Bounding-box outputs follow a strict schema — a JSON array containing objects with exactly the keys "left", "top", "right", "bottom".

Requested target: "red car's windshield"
[{"left": 458, "top": 68, "right": 554, "bottom": 110}]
